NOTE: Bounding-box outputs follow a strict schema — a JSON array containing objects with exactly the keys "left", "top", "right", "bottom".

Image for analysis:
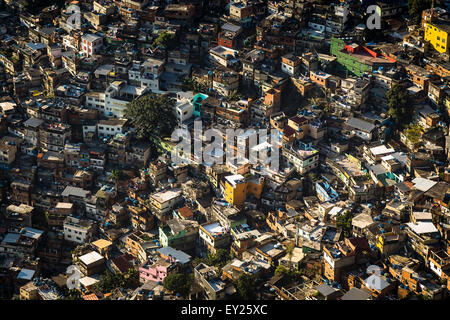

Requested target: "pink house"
[{"left": 139, "top": 258, "right": 174, "bottom": 282}]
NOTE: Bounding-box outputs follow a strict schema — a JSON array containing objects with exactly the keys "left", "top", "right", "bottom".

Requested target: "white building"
[
  {"left": 104, "top": 81, "right": 148, "bottom": 117},
  {"left": 128, "top": 58, "right": 164, "bottom": 91},
  {"left": 81, "top": 33, "right": 103, "bottom": 57},
  {"left": 85, "top": 91, "right": 106, "bottom": 112},
  {"left": 283, "top": 146, "right": 320, "bottom": 174},
  {"left": 63, "top": 216, "right": 94, "bottom": 244},
  {"left": 97, "top": 119, "right": 128, "bottom": 138},
  {"left": 209, "top": 46, "right": 240, "bottom": 68},
  {"left": 174, "top": 94, "right": 194, "bottom": 123},
  {"left": 150, "top": 188, "right": 182, "bottom": 215},
  {"left": 82, "top": 123, "right": 97, "bottom": 140},
  {"left": 346, "top": 117, "right": 376, "bottom": 141}
]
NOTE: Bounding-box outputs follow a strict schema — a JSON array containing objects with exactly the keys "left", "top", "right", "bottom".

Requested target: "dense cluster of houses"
[{"left": 0, "top": 0, "right": 449, "bottom": 301}]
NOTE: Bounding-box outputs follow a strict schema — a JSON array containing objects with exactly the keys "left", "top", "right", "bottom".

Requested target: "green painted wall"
[{"left": 330, "top": 37, "right": 373, "bottom": 77}]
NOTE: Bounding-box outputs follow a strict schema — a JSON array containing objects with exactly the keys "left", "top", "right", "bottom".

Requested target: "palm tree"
[
  {"left": 225, "top": 90, "right": 242, "bottom": 102},
  {"left": 310, "top": 87, "right": 331, "bottom": 112},
  {"left": 110, "top": 169, "right": 123, "bottom": 196},
  {"left": 309, "top": 97, "right": 321, "bottom": 106},
  {"left": 320, "top": 87, "right": 331, "bottom": 114},
  {"left": 285, "top": 242, "right": 295, "bottom": 270}
]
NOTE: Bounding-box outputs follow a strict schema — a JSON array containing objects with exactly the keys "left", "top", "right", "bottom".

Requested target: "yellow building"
[
  {"left": 424, "top": 21, "right": 449, "bottom": 54},
  {"left": 376, "top": 232, "right": 399, "bottom": 255},
  {"left": 92, "top": 239, "right": 113, "bottom": 257},
  {"left": 20, "top": 282, "right": 39, "bottom": 300},
  {"left": 224, "top": 174, "right": 263, "bottom": 207}
]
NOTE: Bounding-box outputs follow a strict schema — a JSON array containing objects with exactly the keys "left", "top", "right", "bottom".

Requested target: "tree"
[
  {"left": 336, "top": 211, "right": 353, "bottom": 237},
  {"left": 285, "top": 242, "right": 295, "bottom": 269},
  {"left": 109, "top": 169, "right": 124, "bottom": 195},
  {"left": 60, "top": 288, "right": 82, "bottom": 300},
  {"left": 275, "top": 265, "right": 286, "bottom": 276},
  {"left": 404, "top": 122, "right": 423, "bottom": 147},
  {"left": 408, "top": 0, "right": 432, "bottom": 25},
  {"left": 141, "top": 234, "right": 152, "bottom": 241},
  {"left": 386, "top": 84, "right": 413, "bottom": 128},
  {"left": 319, "top": 87, "right": 332, "bottom": 113},
  {"left": 309, "top": 97, "right": 322, "bottom": 108},
  {"left": 152, "top": 32, "right": 177, "bottom": 51},
  {"left": 274, "top": 265, "right": 303, "bottom": 282},
  {"left": 124, "top": 268, "right": 140, "bottom": 288},
  {"left": 124, "top": 93, "right": 177, "bottom": 139},
  {"left": 93, "top": 271, "right": 124, "bottom": 294},
  {"left": 182, "top": 77, "right": 207, "bottom": 94},
  {"left": 163, "top": 273, "right": 191, "bottom": 297},
  {"left": 192, "top": 249, "right": 231, "bottom": 274},
  {"left": 225, "top": 90, "right": 244, "bottom": 102},
  {"left": 235, "top": 273, "right": 257, "bottom": 300},
  {"left": 93, "top": 268, "right": 138, "bottom": 294},
  {"left": 205, "top": 249, "right": 231, "bottom": 269}
]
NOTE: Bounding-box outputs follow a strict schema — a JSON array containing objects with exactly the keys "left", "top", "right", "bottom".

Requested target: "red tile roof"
[
  {"left": 177, "top": 206, "right": 193, "bottom": 219},
  {"left": 289, "top": 116, "right": 307, "bottom": 125},
  {"left": 283, "top": 125, "right": 296, "bottom": 137},
  {"left": 112, "top": 254, "right": 133, "bottom": 273}
]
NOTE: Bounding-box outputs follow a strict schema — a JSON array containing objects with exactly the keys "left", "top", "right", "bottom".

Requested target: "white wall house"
[{"left": 81, "top": 33, "right": 103, "bottom": 57}]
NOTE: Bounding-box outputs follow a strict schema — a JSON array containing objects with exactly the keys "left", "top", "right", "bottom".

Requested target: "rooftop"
[
  {"left": 406, "top": 222, "right": 439, "bottom": 235},
  {"left": 79, "top": 251, "right": 104, "bottom": 266},
  {"left": 202, "top": 222, "right": 229, "bottom": 237},
  {"left": 151, "top": 188, "right": 181, "bottom": 203}
]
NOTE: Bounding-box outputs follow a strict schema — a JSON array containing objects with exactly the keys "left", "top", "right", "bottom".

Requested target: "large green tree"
[
  {"left": 274, "top": 265, "right": 304, "bottom": 282},
  {"left": 235, "top": 273, "right": 257, "bottom": 300},
  {"left": 163, "top": 273, "right": 191, "bottom": 296},
  {"left": 205, "top": 249, "right": 231, "bottom": 269},
  {"left": 336, "top": 211, "right": 353, "bottom": 238},
  {"left": 404, "top": 122, "right": 423, "bottom": 147},
  {"left": 124, "top": 268, "right": 140, "bottom": 288},
  {"left": 124, "top": 93, "right": 177, "bottom": 139},
  {"left": 386, "top": 84, "right": 413, "bottom": 128},
  {"left": 94, "top": 271, "right": 125, "bottom": 294},
  {"left": 93, "top": 268, "right": 139, "bottom": 294},
  {"left": 152, "top": 32, "right": 178, "bottom": 50}
]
